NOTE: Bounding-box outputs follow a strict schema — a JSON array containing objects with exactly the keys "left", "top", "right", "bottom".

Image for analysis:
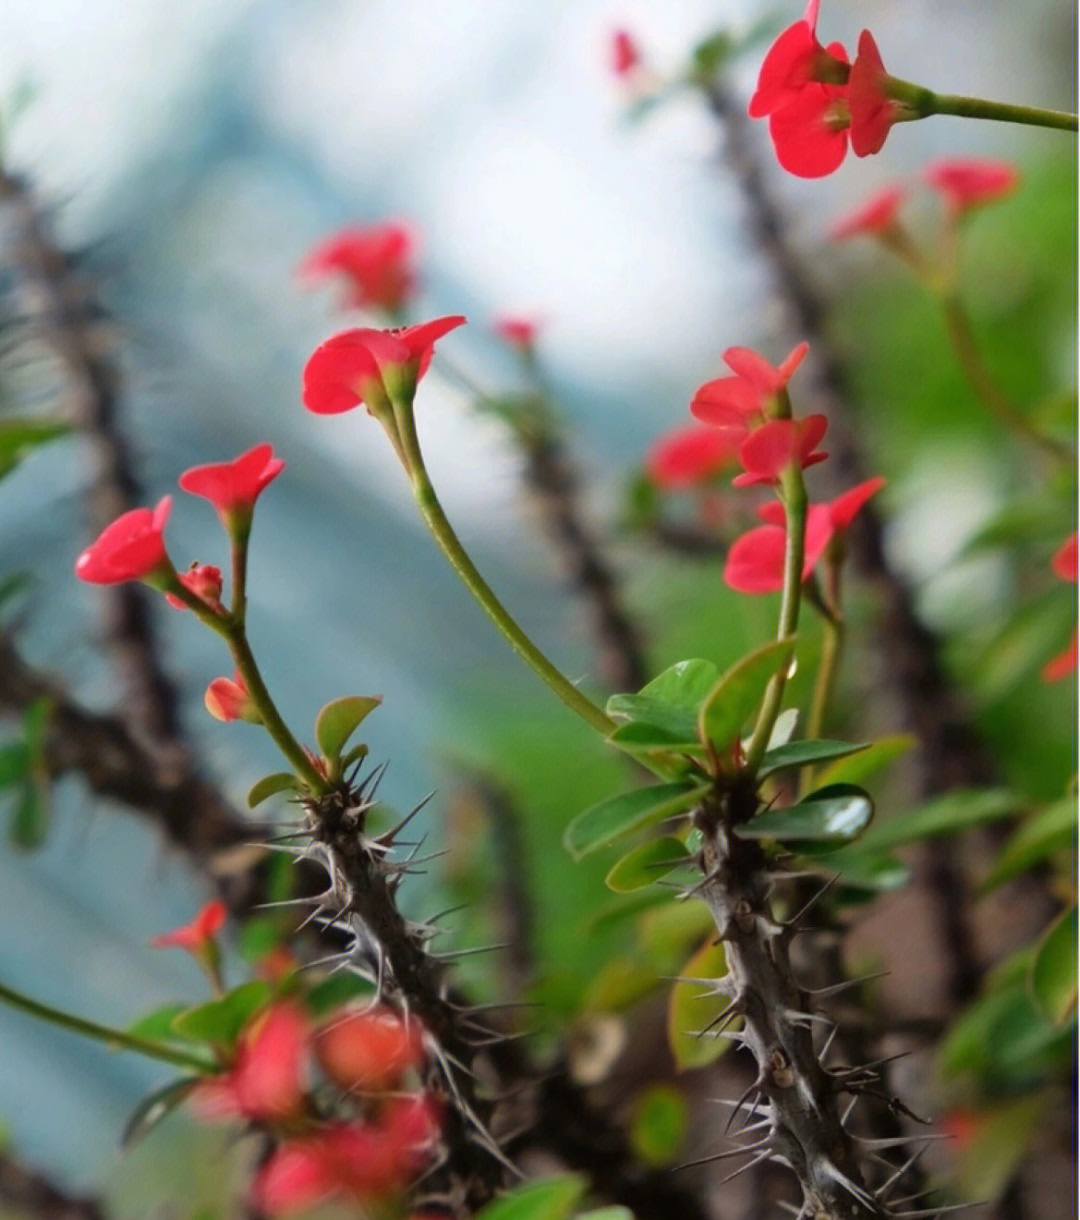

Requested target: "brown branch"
[{"left": 0, "top": 1150, "right": 106, "bottom": 1220}]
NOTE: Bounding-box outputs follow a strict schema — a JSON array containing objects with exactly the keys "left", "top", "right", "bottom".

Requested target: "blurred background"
[{"left": 0, "top": 1, "right": 1074, "bottom": 1216}]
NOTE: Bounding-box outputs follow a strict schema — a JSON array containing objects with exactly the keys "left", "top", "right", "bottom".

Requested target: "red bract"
[
  {"left": 315, "top": 1007, "right": 425, "bottom": 1093},
  {"left": 923, "top": 158, "right": 1021, "bottom": 216},
  {"left": 724, "top": 477, "right": 884, "bottom": 594},
  {"left": 194, "top": 1003, "right": 309, "bottom": 1124},
  {"left": 75, "top": 497, "right": 174, "bottom": 586},
  {"left": 493, "top": 315, "right": 540, "bottom": 353},
  {"left": 831, "top": 184, "right": 906, "bottom": 240},
  {"left": 165, "top": 562, "right": 223, "bottom": 612},
  {"left": 298, "top": 222, "right": 417, "bottom": 313},
  {"left": 204, "top": 671, "right": 257, "bottom": 723},
  {"left": 646, "top": 424, "right": 741, "bottom": 489},
  {"left": 611, "top": 29, "right": 641, "bottom": 78},
  {"left": 847, "top": 31, "right": 899, "bottom": 157},
  {"left": 251, "top": 1096, "right": 440, "bottom": 1216},
  {"left": 1052, "top": 532, "right": 1078, "bottom": 583},
  {"left": 733, "top": 414, "right": 829, "bottom": 487},
  {"left": 767, "top": 60, "right": 850, "bottom": 178},
  {"left": 748, "top": 0, "right": 844, "bottom": 118},
  {"left": 302, "top": 316, "right": 467, "bottom": 415},
  {"left": 1042, "top": 630, "right": 1077, "bottom": 683},
  {"left": 179, "top": 444, "right": 284, "bottom": 521},
  {"left": 150, "top": 900, "right": 227, "bottom": 953},
  {"left": 690, "top": 342, "right": 809, "bottom": 428}
]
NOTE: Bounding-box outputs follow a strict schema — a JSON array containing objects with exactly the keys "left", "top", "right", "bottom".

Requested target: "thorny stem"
[
  {"left": 391, "top": 395, "right": 616, "bottom": 737},
  {"left": 886, "top": 77, "right": 1078, "bottom": 132},
  {"left": 0, "top": 979, "right": 216, "bottom": 1074}
]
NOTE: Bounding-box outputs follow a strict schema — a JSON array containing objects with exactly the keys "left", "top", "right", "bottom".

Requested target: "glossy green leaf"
[
  {"left": 630, "top": 1085, "right": 687, "bottom": 1165},
  {"left": 314, "top": 695, "right": 381, "bottom": 762},
  {"left": 607, "top": 720, "right": 703, "bottom": 756},
  {"left": 247, "top": 771, "right": 300, "bottom": 809},
  {"left": 980, "top": 797, "right": 1076, "bottom": 892},
  {"left": 605, "top": 837, "right": 693, "bottom": 893},
  {"left": 736, "top": 783, "right": 873, "bottom": 843},
  {"left": 474, "top": 1175, "right": 586, "bottom": 1220},
  {"left": 564, "top": 782, "right": 709, "bottom": 860},
  {"left": 759, "top": 738, "right": 868, "bottom": 778},
  {"left": 856, "top": 788, "right": 1018, "bottom": 853},
  {"left": 1030, "top": 905, "right": 1077, "bottom": 1025},
  {"left": 170, "top": 980, "right": 272, "bottom": 1046},
  {"left": 668, "top": 940, "right": 735, "bottom": 1070},
  {"left": 606, "top": 659, "right": 719, "bottom": 739},
  {"left": 121, "top": 1076, "right": 200, "bottom": 1149},
  {"left": 697, "top": 637, "right": 796, "bottom": 751},
  {"left": 816, "top": 733, "right": 916, "bottom": 788}
]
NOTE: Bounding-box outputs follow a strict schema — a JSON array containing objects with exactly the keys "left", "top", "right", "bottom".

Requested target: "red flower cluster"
[
  {"left": 831, "top": 184, "right": 906, "bottom": 241},
  {"left": 298, "top": 222, "right": 418, "bottom": 313},
  {"left": 748, "top": 3, "right": 900, "bottom": 177}
]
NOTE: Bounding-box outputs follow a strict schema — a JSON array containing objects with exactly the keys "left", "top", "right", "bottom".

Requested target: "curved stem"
[
  {"left": 392, "top": 398, "right": 615, "bottom": 738},
  {"left": 888, "top": 77, "right": 1077, "bottom": 131},
  {"left": 745, "top": 468, "right": 807, "bottom": 774},
  {"left": 0, "top": 978, "right": 217, "bottom": 1073}
]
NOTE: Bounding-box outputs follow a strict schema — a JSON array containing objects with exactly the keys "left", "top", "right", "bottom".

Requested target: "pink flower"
[
  {"left": 204, "top": 671, "right": 259, "bottom": 723},
  {"left": 165, "top": 562, "right": 223, "bottom": 612},
  {"left": 315, "top": 1007, "right": 425, "bottom": 1094},
  {"left": 691, "top": 342, "right": 809, "bottom": 429},
  {"left": 831, "top": 184, "right": 906, "bottom": 240},
  {"left": 75, "top": 497, "right": 174, "bottom": 586},
  {"left": 194, "top": 1003, "right": 310, "bottom": 1124},
  {"left": 646, "top": 424, "right": 742, "bottom": 489},
  {"left": 733, "top": 415, "right": 829, "bottom": 487},
  {"left": 923, "top": 159, "right": 1021, "bottom": 217},
  {"left": 611, "top": 29, "right": 642, "bottom": 79},
  {"left": 724, "top": 477, "right": 885, "bottom": 594},
  {"left": 493, "top": 315, "right": 540, "bottom": 353},
  {"left": 251, "top": 1096, "right": 440, "bottom": 1216},
  {"left": 847, "top": 31, "right": 900, "bottom": 157},
  {"left": 298, "top": 223, "right": 417, "bottom": 313},
  {"left": 302, "top": 316, "right": 466, "bottom": 415},
  {"left": 178, "top": 444, "right": 284, "bottom": 523},
  {"left": 150, "top": 900, "right": 227, "bottom": 954}
]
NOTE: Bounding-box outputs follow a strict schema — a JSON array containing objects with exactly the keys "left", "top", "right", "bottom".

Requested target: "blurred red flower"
[
  {"left": 151, "top": 900, "right": 227, "bottom": 954},
  {"left": 611, "top": 29, "right": 642, "bottom": 78},
  {"left": 832, "top": 184, "right": 906, "bottom": 240},
  {"left": 493, "top": 315, "right": 540, "bottom": 353},
  {"left": 691, "top": 342, "right": 809, "bottom": 428},
  {"left": 298, "top": 223, "right": 417, "bottom": 313},
  {"left": 1042, "top": 531, "right": 1077, "bottom": 681},
  {"left": 924, "top": 159, "right": 1020, "bottom": 216},
  {"left": 646, "top": 424, "right": 742, "bottom": 489},
  {"left": 315, "top": 1007, "right": 425, "bottom": 1093},
  {"left": 733, "top": 415, "right": 829, "bottom": 487},
  {"left": 1051, "top": 532, "right": 1078, "bottom": 583},
  {"left": 75, "top": 497, "right": 174, "bottom": 586}
]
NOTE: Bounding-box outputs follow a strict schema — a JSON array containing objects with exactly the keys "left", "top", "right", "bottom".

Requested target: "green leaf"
[
  {"left": 630, "top": 1085, "right": 688, "bottom": 1165},
  {"left": 0, "top": 741, "right": 28, "bottom": 789},
  {"left": 605, "top": 837, "right": 693, "bottom": 893},
  {"left": 128, "top": 1004, "right": 191, "bottom": 1043},
  {"left": 697, "top": 637, "right": 796, "bottom": 751},
  {"left": 0, "top": 418, "right": 70, "bottom": 480},
  {"left": 1030, "top": 905, "right": 1077, "bottom": 1025},
  {"left": 736, "top": 784, "right": 873, "bottom": 843},
  {"left": 980, "top": 796, "right": 1076, "bottom": 892},
  {"left": 816, "top": 733, "right": 916, "bottom": 788},
  {"left": 10, "top": 781, "right": 48, "bottom": 849},
  {"left": 689, "top": 31, "right": 733, "bottom": 78},
  {"left": 314, "top": 695, "right": 381, "bottom": 763},
  {"left": 577, "top": 1210, "right": 634, "bottom": 1220},
  {"left": 305, "top": 971, "right": 375, "bottom": 1018},
  {"left": 759, "top": 738, "right": 868, "bottom": 778},
  {"left": 247, "top": 771, "right": 300, "bottom": 809},
  {"left": 121, "top": 1077, "right": 199, "bottom": 1149},
  {"left": 607, "top": 720, "right": 704, "bottom": 756},
  {"left": 668, "top": 940, "right": 735, "bottom": 1070},
  {"left": 856, "top": 788, "right": 1018, "bottom": 853},
  {"left": 807, "top": 848, "right": 909, "bottom": 900},
  {"left": 607, "top": 659, "right": 719, "bottom": 740},
  {"left": 170, "top": 980, "right": 272, "bottom": 1046},
  {"left": 564, "top": 782, "right": 709, "bottom": 860},
  {"left": 474, "top": 1175, "right": 586, "bottom": 1220}
]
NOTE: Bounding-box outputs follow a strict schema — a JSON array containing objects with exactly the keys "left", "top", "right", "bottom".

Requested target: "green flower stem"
[
  {"left": 226, "top": 629, "right": 329, "bottom": 794},
  {"left": 745, "top": 467, "right": 807, "bottom": 775},
  {"left": 0, "top": 978, "right": 217, "bottom": 1073},
  {"left": 887, "top": 77, "right": 1077, "bottom": 132},
  {"left": 230, "top": 523, "right": 250, "bottom": 628},
  {"left": 938, "top": 292, "right": 1074, "bottom": 461},
  {"left": 392, "top": 396, "right": 615, "bottom": 738}
]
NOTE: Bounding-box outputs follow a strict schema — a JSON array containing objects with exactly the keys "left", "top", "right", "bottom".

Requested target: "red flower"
[
  {"left": 194, "top": 1003, "right": 310, "bottom": 1124},
  {"left": 151, "top": 900, "right": 227, "bottom": 953},
  {"left": 724, "top": 477, "right": 884, "bottom": 594},
  {"left": 733, "top": 414, "right": 829, "bottom": 487},
  {"left": 165, "top": 562, "right": 223, "bottom": 612},
  {"left": 1051, "top": 532, "right": 1078, "bottom": 583},
  {"left": 251, "top": 1096, "right": 440, "bottom": 1216},
  {"left": 646, "top": 424, "right": 741, "bottom": 489},
  {"left": 315, "top": 1007, "right": 425, "bottom": 1094},
  {"left": 302, "top": 316, "right": 466, "bottom": 415},
  {"left": 75, "top": 497, "right": 174, "bottom": 586},
  {"left": 847, "top": 31, "right": 899, "bottom": 157},
  {"left": 831, "top": 184, "right": 906, "bottom": 240},
  {"left": 205, "top": 671, "right": 259, "bottom": 723},
  {"left": 1042, "top": 532, "right": 1078, "bottom": 682},
  {"left": 748, "top": 0, "right": 843, "bottom": 118},
  {"left": 179, "top": 444, "right": 285, "bottom": 523},
  {"left": 493, "top": 315, "right": 540, "bottom": 353},
  {"left": 298, "top": 223, "right": 417, "bottom": 313},
  {"left": 691, "top": 342, "right": 809, "bottom": 428},
  {"left": 767, "top": 74, "right": 851, "bottom": 177},
  {"left": 923, "top": 159, "right": 1020, "bottom": 217},
  {"left": 611, "top": 29, "right": 641, "bottom": 79}
]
